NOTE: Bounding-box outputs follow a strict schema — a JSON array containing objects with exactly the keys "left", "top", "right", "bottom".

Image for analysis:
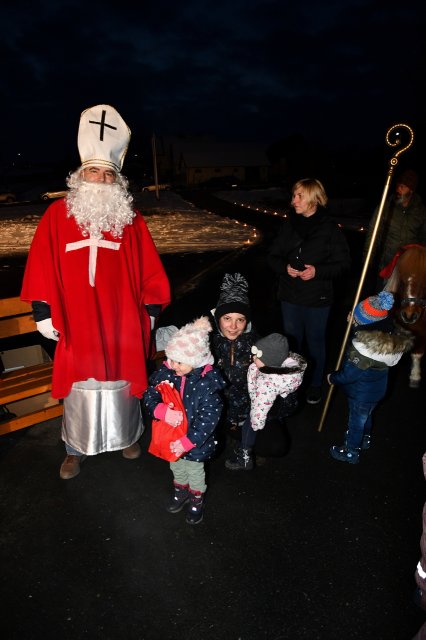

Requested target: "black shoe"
[
  {"left": 186, "top": 491, "right": 204, "bottom": 525},
  {"left": 167, "top": 483, "right": 189, "bottom": 513},
  {"left": 0, "top": 406, "right": 17, "bottom": 423},
  {"left": 306, "top": 386, "right": 321, "bottom": 405},
  {"left": 361, "top": 434, "right": 371, "bottom": 450},
  {"left": 414, "top": 587, "right": 426, "bottom": 611},
  {"left": 225, "top": 447, "right": 254, "bottom": 471},
  {"left": 330, "top": 445, "right": 360, "bottom": 464}
]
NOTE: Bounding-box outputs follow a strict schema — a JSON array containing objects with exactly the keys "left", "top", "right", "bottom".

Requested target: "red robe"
[{"left": 21, "top": 199, "right": 170, "bottom": 399}]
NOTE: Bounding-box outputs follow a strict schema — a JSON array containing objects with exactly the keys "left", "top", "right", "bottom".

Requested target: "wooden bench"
[{"left": 0, "top": 297, "right": 62, "bottom": 436}]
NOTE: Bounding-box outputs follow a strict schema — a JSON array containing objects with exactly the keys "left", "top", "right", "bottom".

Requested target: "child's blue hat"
[{"left": 353, "top": 291, "right": 394, "bottom": 325}]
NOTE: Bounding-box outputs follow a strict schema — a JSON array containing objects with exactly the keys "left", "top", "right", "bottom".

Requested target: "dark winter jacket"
[
  {"left": 143, "top": 363, "right": 225, "bottom": 462},
  {"left": 329, "top": 327, "right": 414, "bottom": 404},
  {"left": 365, "top": 192, "right": 426, "bottom": 271},
  {"left": 211, "top": 325, "right": 259, "bottom": 425},
  {"left": 268, "top": 209, "right": 350, "bottom": 307}
]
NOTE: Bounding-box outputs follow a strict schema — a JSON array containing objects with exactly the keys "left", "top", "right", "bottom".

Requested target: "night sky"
[{"left": 0, "top": 0, "right": 424, "bottom": 170}]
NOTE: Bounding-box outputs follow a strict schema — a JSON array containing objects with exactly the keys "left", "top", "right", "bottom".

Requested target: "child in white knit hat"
[{"left": 143, "top": 316, "right": 225, "bottom": 525}]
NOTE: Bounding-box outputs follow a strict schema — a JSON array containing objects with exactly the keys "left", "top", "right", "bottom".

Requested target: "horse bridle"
[{"left": 400, "top": 297, "right": 426, "bottom": 307}]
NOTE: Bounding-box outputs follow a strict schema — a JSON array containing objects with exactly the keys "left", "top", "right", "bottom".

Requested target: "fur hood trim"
[{"left": 352, "top": 329, "right": 414, "bottom": 366}]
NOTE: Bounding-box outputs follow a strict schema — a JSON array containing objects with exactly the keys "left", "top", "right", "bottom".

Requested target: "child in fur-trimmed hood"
[{"left": 328, "top": 291, "right": 414, "bottom": 465}]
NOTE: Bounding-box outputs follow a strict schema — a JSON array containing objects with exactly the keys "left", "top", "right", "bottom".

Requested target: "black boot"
[
  {"left": 186, "top": 490, "right": 204, "bottom": 525},
  {"left": 225, "top": 446, "right": 254, "bottom": 471},
  {"left": 166, "top": 482, "right": 189, "bottom": 513}
]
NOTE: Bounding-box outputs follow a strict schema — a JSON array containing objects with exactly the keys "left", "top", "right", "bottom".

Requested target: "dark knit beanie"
[
  {"left": 397, "top": 169, "right": 418, "bottom": 191},
  {"left": 252, "top": 333, "right": 289, "bottom": 368},
  {"left": 214, "top": 273, "right": 251, "bottom": 321}
]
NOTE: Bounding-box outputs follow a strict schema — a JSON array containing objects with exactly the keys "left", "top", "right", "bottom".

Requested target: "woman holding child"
[{"left": 210, "top": 273, "right": 258, "bottom": 438}]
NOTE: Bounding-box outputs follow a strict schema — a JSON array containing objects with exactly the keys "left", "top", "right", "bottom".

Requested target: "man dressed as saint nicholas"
[{"left": 21, "top": 104, "right": 171, "bottom": 480}]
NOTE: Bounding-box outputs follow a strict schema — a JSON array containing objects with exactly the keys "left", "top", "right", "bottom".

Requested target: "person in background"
[
  {"left": 210, "top": 273, "right": 259, "bottom": 439},
  {"left": 364, "top": 169, "right": 426, "bottom": 280},
  {"left": 225, "top": 333, "right": 306, "bottom": 471},
  {"left": 21, "top": 104, "right": 170, "bottom": 480},
  {"left": 328, "top": 291, "right": 413, "bottom": 464},
  {"left": 143, "top": 317, "right": 225, "bottom": 525},
  {"left": 268, "top": 178, "right": 350, "bottom": 405}
]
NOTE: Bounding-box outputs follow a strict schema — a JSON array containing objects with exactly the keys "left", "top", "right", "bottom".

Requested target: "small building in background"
[{"left": 154, "top": 136, "right": 271, "bottom": 186}]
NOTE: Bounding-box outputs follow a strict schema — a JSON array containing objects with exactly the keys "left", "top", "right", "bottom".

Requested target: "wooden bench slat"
[
  {"left": 0, "top": 315, "right": 37, "bottom": 339},
  {"left": 0, "top": 297, "right": 32, "bottom": 319},
  {"left": 0, "top": 296, "right": 60, "bottom": 435},
  {"left": 1, "top": 362, "right": 54, "bottom": 382},
  {"left": 0, "top": 404, "right": 63, "bottom": 436},
  {"left": 1, "top": 363, "right": 54, "bottom": 397},
  {"left": 0, "top": 377, "right": 54, "bottom": 404},
  {"left": 0, "top": 296, "right": 37, "bottom": 338}
]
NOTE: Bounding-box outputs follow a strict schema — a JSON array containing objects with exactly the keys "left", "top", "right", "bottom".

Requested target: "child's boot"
[
  {"left": 225, "top": 447, "right": 254, "bottom": 471},
  {"left": 186, "top": 490, "right": 204, "bottom": 525},
  {"left": 166, "top": 482, "right": 189, "bottom": 513},
  {"left": 361, "top": 434, "right": 371, "bottom": 450},
  {"left": 330, "top": 445, "right": 360, "bottom": 464},
  {"left": 345, "top": 429, "right": 371, "bottom": 450}
]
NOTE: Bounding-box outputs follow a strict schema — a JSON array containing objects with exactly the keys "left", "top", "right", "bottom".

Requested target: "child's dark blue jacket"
[
  {"left": 329, "top": 327, "right": 414, "bottom": 404},
  {"left": 143, "top": 363, "right": 226, "bottom": 462},
  {"left": 329, "top": 359, "right": 388, "bottom": 403}
]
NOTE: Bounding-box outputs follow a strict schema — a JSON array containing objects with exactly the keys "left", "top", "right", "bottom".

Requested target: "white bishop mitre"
[{"left": 78, "top": 104, "right": 131, "bottom": 172}]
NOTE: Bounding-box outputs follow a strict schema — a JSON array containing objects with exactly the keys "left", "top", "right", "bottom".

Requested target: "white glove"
[{"left": 36, "top": 318, "right": 60, "bottom": 341}]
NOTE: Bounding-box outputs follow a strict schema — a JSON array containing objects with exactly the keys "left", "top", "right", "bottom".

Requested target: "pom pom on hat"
[
  {"left": 252, "top": 333, "right": 289, "bottom": 368},
  {"left": 214, "top": 273, "right": 251, "bottom": 321},
  {"left": 155, "top": 325, "right": 178, "bottom": 352},
  {"left": 397, "top": 169, "right": 418, "bottom": 192},
  {"left": 353, "top": 291, "right": 394, "bottom": 325},
  {"left": 165, "top": 316, "right": 214, "bottom": 368},
  {"left": 78, "top": 104, "right": 131, "bottom": 172}
]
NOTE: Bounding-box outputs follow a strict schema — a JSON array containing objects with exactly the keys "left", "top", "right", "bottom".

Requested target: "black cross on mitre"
[{"left": 88, "top": 109, "right": 117, "bottom": 141}]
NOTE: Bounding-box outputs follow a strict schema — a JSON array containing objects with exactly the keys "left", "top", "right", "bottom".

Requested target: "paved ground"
[{"left": 1, "top": 194, "right": 425, "bottom": 639}]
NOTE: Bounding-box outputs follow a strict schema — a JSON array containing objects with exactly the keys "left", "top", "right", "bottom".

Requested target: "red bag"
[{"left": 148, "top": 380, "right": 188, "bottom": 462}]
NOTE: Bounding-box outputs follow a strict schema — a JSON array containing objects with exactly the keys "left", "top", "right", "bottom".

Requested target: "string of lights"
[{"left": 231, "top": 200, "right": 369, "bottom": 233}]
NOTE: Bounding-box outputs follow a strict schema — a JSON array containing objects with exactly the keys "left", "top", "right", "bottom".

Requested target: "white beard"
[
  {"left": 66, "top": 177, "right": 135, "bottom": 239},
  {"left": 394, "top": 192, "right": 412, "bottom": 207}
]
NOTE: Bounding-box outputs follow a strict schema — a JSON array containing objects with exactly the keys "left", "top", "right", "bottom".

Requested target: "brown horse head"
[
  {"left": 387, "top": 244, "right": 426, "bottom": 348},
  {"left": 383, "top": 244, "right": 426, "bottom": 386}
]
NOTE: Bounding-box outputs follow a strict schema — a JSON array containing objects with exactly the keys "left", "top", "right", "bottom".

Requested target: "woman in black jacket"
[{"left": 268, "top": 178, "right": 350, "bottom": 404}]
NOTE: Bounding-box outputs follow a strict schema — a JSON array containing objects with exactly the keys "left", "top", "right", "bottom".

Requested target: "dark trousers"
[
  {"left": 346, "top": 398, "right": 375, "bottom": 450},
  {"left": 281, "top": 301, "right": 330, "bottom": 387},
  {"left": 241, "top": 416, "right": 257, "bottom": 449}
]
